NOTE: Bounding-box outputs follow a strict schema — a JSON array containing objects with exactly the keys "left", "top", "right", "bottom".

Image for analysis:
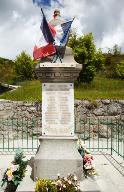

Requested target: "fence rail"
[
  {"left": 0, "top": 118, "right": 40, "bottom": 152},
  {"left": 75, "top": 118, "right": 124, "bottom": 159},
  {"left": 0, "top": 117, "right": 124, "bottom": 159}
]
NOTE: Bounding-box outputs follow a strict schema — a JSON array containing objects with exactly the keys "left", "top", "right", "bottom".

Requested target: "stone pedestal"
[
  {"left": 34, "top": 47, "right": 83, "bottom": 180},
  {"left": 34, "top": 136, "right": 83, "bottom": 180}
]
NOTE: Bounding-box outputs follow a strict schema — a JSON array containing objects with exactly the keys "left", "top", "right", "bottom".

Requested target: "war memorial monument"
[{"left": 33, "top": 9, "right": 83, "bottom": 180}]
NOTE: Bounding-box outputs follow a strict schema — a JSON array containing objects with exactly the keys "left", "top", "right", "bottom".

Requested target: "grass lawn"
[
  {"left": 0, "top": 80, "right": 42, "bottom": 101},
  {"left": 75, "top": 76, "right": 124, "bottom": 100},
  {"left": 0, "top": 76, "right": 124, "bottom": 101}
]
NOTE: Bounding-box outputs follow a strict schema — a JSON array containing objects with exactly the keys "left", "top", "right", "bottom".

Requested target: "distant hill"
[{"left": 0, "top": 57, "right": 15, "bottom": 84}]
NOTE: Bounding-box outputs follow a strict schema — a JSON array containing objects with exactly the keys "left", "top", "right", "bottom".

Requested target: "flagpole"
[{"left": 40, "top": 8, "right": 44, "bottom": 16}]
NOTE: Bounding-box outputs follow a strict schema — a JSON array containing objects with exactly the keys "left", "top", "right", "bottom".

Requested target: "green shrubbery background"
[
  {"left": 0, "top": 33, "right": 124, "bottom": 100},
  {"left": 0, "top": 33, "right": 124, "bottom": 85}
]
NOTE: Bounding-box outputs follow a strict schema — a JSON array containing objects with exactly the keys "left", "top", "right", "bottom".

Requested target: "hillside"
[
  {"left": 0, "top": 57, "right": 15, "bottom": 84},
  {"left": 0, "top": 54, "right": 124, "bottom": 101},
  {"left": 0, "top": 77, "right": 124, "bottom": 101}
]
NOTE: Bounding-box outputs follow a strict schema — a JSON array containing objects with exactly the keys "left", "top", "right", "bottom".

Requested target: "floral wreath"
[{"left": 77, "top": 138, "right": 98, "bottom": 178}]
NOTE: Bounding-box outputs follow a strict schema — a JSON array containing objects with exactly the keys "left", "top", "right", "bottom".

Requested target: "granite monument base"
[{"left": 33, "top": 136, "right": 83, "bottom": 180}]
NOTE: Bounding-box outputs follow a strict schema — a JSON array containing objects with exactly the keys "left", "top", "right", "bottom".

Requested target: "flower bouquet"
[
  {"left": 54, "top": 174, "right": 79, "bottom": 191},
  {"left": 1, "top": 149, "right": 28, "bottom": 192},
  {"left": 35, "top": 174, "right": 80, "bottom": 192},
  {"left": 77, "top": 139, "right": 97, "bottom": 178}
]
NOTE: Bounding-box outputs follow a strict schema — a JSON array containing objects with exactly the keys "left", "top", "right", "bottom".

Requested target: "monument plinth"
[
  {"left": 34, "top": 47, "right": 83, "bottom": 180},
  {"left": 35, "top": 47, "right": 82, "bottom": 83}
]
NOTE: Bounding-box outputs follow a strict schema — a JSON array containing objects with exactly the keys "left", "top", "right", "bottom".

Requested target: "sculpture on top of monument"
[
  {"left": 33, "top": 8, "right": 74, "bottom": 63},
  {"left": 49, "top": 9, "right": 65, "bottom": 26}
]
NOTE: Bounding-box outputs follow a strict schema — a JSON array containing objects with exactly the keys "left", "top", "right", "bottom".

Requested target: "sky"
[{"left": 0, "top": 0, "right": 124, "bottom": 59}]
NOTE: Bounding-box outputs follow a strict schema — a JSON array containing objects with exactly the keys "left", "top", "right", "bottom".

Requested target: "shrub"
[
  {"left": 115, "top": 61, "right": 124, "bottom": 79},
  {"left": 35, "top": 174, "right": 80, "bottom": 192},
  {"left": 14, "top": 51, "right": 36, "bottom": 82},
  {"left": 0, "top": 58, "right": 15, "bottom": 84},
  {"left": 35, "top": 179, "right": 57, "bottom": 192},
  {"left": 68, "top": 33, "right": 105, "bottom": 84}
]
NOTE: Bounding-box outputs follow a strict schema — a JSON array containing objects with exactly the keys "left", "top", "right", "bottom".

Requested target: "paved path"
[
  {"left": 0, "top": 153, "right": 124, "bottom": 192},
  {"left": 80, "top": 153, "right": 124, "bottom": 192}
]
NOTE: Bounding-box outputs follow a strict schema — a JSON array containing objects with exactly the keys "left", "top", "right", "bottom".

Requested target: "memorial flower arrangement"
[
  {"left": 77, "top": 139, "right": 98, "bottom": 178},
  {"left": 1, "top": 149, "right": 28, "bottom": 192},
  {"left": 35, "top": 174, "right": 80, "bottom": 192}
]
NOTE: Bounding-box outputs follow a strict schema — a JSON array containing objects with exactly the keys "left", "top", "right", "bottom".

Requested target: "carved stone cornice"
[
  {"left": 35, "top": 63, "right": 82, "bottom": 83},
  {"left": 35, "top": 47, "right": 82, "bottom": 83}
]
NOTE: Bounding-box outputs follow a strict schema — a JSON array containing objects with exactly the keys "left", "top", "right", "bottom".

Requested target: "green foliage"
[
  {"left": 0, "top": 80, "right": 42, "bottom": 101},
  {"left": 0, "top": 77, "right": 124, "bottom": 101},
  {"left": 13, "top": 148, "right": 28, "bottom": 186},
  {"left": 74, "top": 76, "right": 124, "bottom": 100},
  {"left": 0, "top": 57, "right": 15, "bottom": 84},
  {"left": 1, "top": 148, "right": 28, "bottom": 188},
  {"left": 68, "top": 33, "right": 105, "bottom": 83},
  {"left": 115, "top": 61, "right": 124, "bottom": 79},
  {"left": 35, "top": 174, "right": 79, "bottom": 192},
  {"left": 104, "top": 45, "right": 124, "bottom": 79},
  {"left": 14, "top": 51, "right": 36, "bottom": 82},
  {"left": 78, "top": 65, "right": 96, "bottom": 83},
  {"left": 107, "top": 44, "right": 121, "bottom": 55},
  {"left": 35, "top": 179, "right": 57, "bottom": 192}
]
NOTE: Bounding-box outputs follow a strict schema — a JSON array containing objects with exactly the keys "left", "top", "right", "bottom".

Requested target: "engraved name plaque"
[{"left": 42, "top": 83, "right": 74, "bottom": 136}]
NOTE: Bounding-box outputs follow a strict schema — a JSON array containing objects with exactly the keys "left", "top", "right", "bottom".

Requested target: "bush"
[
  {"left": 115, "top": 61, "right": 124, "bottom": 79},
  {"left": 0, "top": 58, "right": 15, "bottom": 84},
  {"left": 104, "top": 53, "right": 124, "bottom": 79},
  {"left": 14, "top": 51, "right": 36, "bottom": 82},
  {"left": 68, "top": 33, "right": 105, "bottom": 84},
  {"left": 35, "top": 179, "right": 57, "bottom": 192}
]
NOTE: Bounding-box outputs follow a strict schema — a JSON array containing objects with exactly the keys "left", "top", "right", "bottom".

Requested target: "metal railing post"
[
  {"left": 118, "top": 119, "right": 120, "bottom": 156},
  {"left": 111, "top": 118, "right": 113, "bottom": 155}
]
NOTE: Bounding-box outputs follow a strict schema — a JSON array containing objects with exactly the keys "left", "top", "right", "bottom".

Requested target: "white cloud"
[
  {"left": 12, "top": 10, "right": 21, "bottom": 20},
  {"left": 0, "top": 0, "right": 124, "bottom": 59},
  {"left": 100, "top": 28, "right": 124, "bottom": 51}
]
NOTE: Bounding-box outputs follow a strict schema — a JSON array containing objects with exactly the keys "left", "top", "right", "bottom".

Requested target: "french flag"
[
  {"left": 40, "top": 8, "right": 74, "bottom": 46},
  {"left": 33, "top": 43, "right": 56, "bottom": 60},
  {"left": 48, "top": 24, "right": 64, "bottom": 45},
  {"left": 33, "top": 8, "right": 73, "bottom": 60},
  {"left": 47, "top": 20, "right": 74, "bottom": 46}
]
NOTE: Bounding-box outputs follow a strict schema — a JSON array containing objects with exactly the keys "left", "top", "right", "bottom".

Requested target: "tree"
[
  {"left": 107, "top": 44, "right": 121, "bottom": 55},
  {"left": 68, "top": 33, "right": 105, "bottom": 83},
  {"left": 14, "top": 51, "right": 35, "bottom": 82}
]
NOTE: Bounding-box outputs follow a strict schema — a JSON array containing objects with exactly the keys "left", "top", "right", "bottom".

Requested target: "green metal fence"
[
  {"left": 0, "top": 117, "right": 124, "bottom": 159},
  {"left": 0, "top": 118, "right": 40, "bottom": 152},
  {"left": 75, "top": 118, "right": 124, "bottom": 159}
]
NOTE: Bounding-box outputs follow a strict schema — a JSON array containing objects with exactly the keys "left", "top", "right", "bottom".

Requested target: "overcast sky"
[{"left": 0, "top": 0, "right": 124, "bottom": 59}]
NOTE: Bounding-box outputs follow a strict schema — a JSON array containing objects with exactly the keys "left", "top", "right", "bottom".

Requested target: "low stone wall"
[
  {"left": 0, "top": 100, "right": 42, "bottom": 140},
  {"left": 0, "top": 99, "right": 123, "bottom": 139},
  {"left": 0, "top": 99, "right": 124, "bottom": 119},
  {"left": 75, "top": 99, "right": 124, "bottom": 119},
  {"left": 0, "top": 99, "right": 42, "bottom": 119},
  {"left": 74, "top": 99, "right": 124, "bottom": 139}
]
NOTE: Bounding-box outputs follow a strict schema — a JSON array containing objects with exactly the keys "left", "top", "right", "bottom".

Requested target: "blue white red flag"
[
  {"left": 47, "top": 19, "right": 74, "bottom": 46},
  {"left": 33, "top": 43, "right": 56, "bottom": 60},
  {"left": 40, "top": 8, "right": 55, "bottom": 43},
  {"left": 33, "top": 8, "right": 56, "bottom": 60},
  {"left": 33, "top": 8, "right": 73, "bottom": 60},
  {"left": 33, "top": 0, "right": 63, "bottom": 7},
  {"left": 60, "top": 19, "right": 74, "bottom": 45},
  {"left": 33, "top": 19, "right": 74, "bottom": 60}
]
